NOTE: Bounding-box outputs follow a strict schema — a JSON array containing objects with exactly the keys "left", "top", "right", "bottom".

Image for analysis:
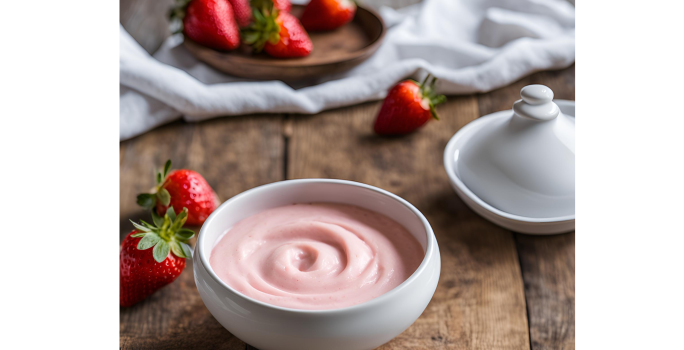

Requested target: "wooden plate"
[{"left": 183, "top": 4, "right": 387, "bottom": 81}]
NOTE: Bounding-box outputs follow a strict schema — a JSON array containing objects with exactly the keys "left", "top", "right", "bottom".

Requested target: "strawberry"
[
  {"left": 252, "top": 0, "right": 291, "bottom": 13},
  {"left": 121, "top": 208, "right": 195, "bottom": 307},
  {"left": 137, "top": 160, "right": 220, "bottom": 226},
  {"left": 170, "top": 0, "right": 240, "bottom": 51},
  {"left": 242, "top": 1, "right": 312, "bottom": 58},
  {"left": 228, "top": 0, "right": 252, "bottom": 28},
  {"left": 300, "top": 0, "right": 356, "bottom": 31},
  {"left": 373, "top": 74, "right": 447, "bottom": 135},
  {"left": 272, "top": 0, "right": 292, "bottom": 13}
]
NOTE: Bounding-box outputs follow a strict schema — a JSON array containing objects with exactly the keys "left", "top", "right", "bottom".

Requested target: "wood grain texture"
[
  {"left": 477, "top": 65, "right": 575, "bottom": 350},
  {"left": 288, "top": 97, "right": 530, "bottom": 350},
  {"left": 515, "top": 234, "right": 575, "bottom": 350},
  {"left": 120, "top": 116, "right": 284, "bottom": 350}
]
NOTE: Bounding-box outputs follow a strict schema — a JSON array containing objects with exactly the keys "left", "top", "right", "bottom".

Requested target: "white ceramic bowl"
[
  {"left": 443, "top": 100, "right": 575, "bottom": 235},
  {"left": 194, "top": 179, "right": 441, "bottom": 350}
]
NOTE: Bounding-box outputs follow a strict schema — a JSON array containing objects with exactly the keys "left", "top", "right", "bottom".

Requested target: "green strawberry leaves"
[
  {"left": 180, "top": 242, "right": 193, "bottom": 257},
  {"left": 156, "top": 160, "right": 172, "bottom": 186},
  {"left": 175, "top": 228, "right": 195, "bottom": 240},
  {"left": 166, "top": 206, "right": 177, "bottom": 222},
  {"left": 138, "top": 234, "right": 162, "bottom": 250},
  {"left": 157, "top": 188, "right": 171, "bottom": 206},
  {"left": 169, "top": 241, "right": 184, "bottom": 259},
  {"left": 137, "top": 159, "right": 174, "bottom": 211},
  {"left": 163, "top": 159, "right": 172, "bottom": 178},
  {"left": 242, "top": 5, "right": 281, "bottom": 52},
  {"left": 151, "top": 209, "right": 164, "bottom": 227},
  {"left": 131, "top": 207, "right": 195, "bottom": 263},
  {"left": 154, "top": 159, "right": 171, "bottom": 185},
  {"left": 153, "top": 241, "right": 171, "bottom": 263},
  {"left": 137, "top": 193, "right": 156, "bottom": 210},
  {"left": 169, "top": 241, "right": 194, "bottom": 260},
  {"left": 130, "top": 220, "right": 152, "bottom": 233},
  {"left": 418, "top": 74, "right": 447, "bottom": 120}
]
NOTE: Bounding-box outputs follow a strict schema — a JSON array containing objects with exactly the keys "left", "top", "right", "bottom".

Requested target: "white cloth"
[{"left": 120, "top": 0, "right": 575, "bottom": 140}]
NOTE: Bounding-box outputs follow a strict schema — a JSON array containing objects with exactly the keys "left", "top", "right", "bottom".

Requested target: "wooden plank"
[
  {"left": 515, "top": 234, "right": 575, "bottom": 350},
  {"left": 288, "top": 97, "right": 530, "bottom": 349},
  {"left": 477, "top": 65, "right": 576, "bottom": 350},
  {"left": 120, "top": 115, "right": 284, "bottom": 350}
]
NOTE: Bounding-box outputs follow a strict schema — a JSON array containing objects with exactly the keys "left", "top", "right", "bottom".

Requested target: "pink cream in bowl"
[{"left": 209, "top": 203, "right": 424, "bottom": 310}]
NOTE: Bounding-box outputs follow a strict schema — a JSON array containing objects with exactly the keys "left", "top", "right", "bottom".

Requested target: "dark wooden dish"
[{"left": 183, "top": 4, "right": 386, "bottom": 81}]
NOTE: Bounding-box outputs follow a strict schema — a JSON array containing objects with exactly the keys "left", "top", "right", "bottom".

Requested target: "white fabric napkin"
[{"left": 120, "top": 0, "right": 575, "bottom": 140}]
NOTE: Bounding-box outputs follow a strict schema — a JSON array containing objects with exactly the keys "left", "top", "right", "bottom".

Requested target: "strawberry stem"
[
  {"left": 137, "top": 160, "right": 174, "bottom": 211},
  {"left": 418, "top": 73, "right": 446, "bottom": 120},
  {"left": 242, "top": 1, "right": 281, "bottom": 52},
  {"left": 420, "top": 74, "right": 431, "bottom": 90}
]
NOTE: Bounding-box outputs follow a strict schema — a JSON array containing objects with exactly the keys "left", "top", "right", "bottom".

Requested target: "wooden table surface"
[{"left": 120, "top": 1, "right": 575, "bottom": 349}]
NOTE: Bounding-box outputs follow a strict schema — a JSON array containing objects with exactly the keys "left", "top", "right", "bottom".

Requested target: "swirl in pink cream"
[{"left": 209, "top": 203, "right": 424, "bottom": 310}]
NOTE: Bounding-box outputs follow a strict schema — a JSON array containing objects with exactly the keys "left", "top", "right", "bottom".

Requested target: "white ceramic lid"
[{"left": 454, "top": 85, "right": 575, "bottom": 218}]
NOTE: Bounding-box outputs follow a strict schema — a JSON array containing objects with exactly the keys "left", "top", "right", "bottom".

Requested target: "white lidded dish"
[{"left": 444, "top": 85, "right": 575, "bottom": 234}]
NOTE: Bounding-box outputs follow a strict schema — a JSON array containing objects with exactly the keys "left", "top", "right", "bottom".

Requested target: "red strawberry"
[
  {"left": 373, "top": 74, "right": 447, "bottom": 135},
  {"left": 242, "top": 2, "right": 312, "bottom": 58},
  {"left": 228, "top": 0, "right": 252, "bottom": 28},
  {"left": 121, "top": 208, "right": 195, "bottom": 307},
  {"left": 273, "top": 0, "right": 291, "bottom": 12},
  {"left": 264, "top": 12, "right": 313, "bottom": 58},
  {"left": 170, "top": 0, "right": 240, "bottom": 51},
  {"left": 300, "top": 0, "right": 356, "bottom": 31},
  {"left": 252, "top": 0, "right": 291, "bottom": 13},
  {"left": 137, "top": 160, "right": 220, "bottom": 226}
]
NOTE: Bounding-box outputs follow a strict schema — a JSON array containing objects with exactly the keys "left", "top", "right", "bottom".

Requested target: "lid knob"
[{"left": 513, "top": 84, "right": 559, "bottom": 121}]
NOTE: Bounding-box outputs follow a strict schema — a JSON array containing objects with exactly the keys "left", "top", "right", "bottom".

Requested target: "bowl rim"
[
  {"left": 443, "top": 99, "right": 576, "bottom": 224},
  {"left": 197, "top": 178, "right": 437, "bottom": 314}
]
